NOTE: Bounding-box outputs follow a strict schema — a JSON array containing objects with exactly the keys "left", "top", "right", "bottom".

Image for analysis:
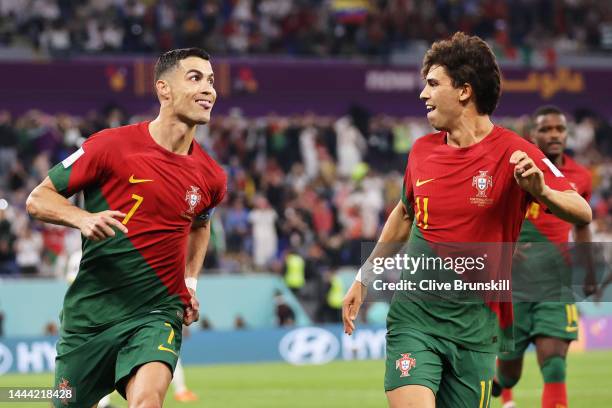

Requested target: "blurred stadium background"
[{"left": 0, "top": 0, "right": 611, "bottom": 407}]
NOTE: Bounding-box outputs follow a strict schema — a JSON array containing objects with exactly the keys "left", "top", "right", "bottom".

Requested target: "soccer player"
[
  {"left": 342, "top": 33, "right": 592, "bottom": 408},
  {"left": 493, "top": 106, "right": 593, "bottom": 408},
  {"left": 26, "top": 48, "right": 226, "bottom": 408}
]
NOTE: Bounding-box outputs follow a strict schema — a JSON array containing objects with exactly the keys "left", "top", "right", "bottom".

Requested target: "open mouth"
[
  {"left": 196, "top": 100, "right": 213, "bottom": 110},
  {"left": 426, "top": 105, "right": 436, "bottom": 112}
]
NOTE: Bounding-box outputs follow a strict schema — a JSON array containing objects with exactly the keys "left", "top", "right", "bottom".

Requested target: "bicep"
[
  {"left": 39, "top": 176, "right": 60, "bottom": 192},
  {"left": 399, "top": 199, "right": 414, "bottom": 222}
]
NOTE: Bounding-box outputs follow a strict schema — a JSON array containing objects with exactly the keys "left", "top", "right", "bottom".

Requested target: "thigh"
[
  {"left": 115, "top": 316, "right": 182, "bottom": 398},
  {"left": 384, "top": 329, "right": 443, "bottom": 395},
  {"left": 532, "top": 302, "right": 579, "bottom": 342},
  {"left": 535, "top": 336, "right": 570, "bottom": 366},
  {"left": 386, "top": 385, "right": 436, "bottom": 408},
  {"left": 53, "top": 330, "right": 119, "bottom": 408},
  {"left": 437, "top": 348, "right": 496, "bottom": 408},
  {"left": 125, "top": 361, "right": 173, "bottom": 406}
]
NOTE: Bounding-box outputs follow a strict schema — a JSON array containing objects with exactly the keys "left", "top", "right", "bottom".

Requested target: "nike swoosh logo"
[
  {"left": 129, "top": 175, "right": 153, "bottom": 184},
  {"left": 416, "top": 178, "right": 435, "bottom": 187},
  {"left": 158, "top": 344, "right": 178, "bottom": 356}
]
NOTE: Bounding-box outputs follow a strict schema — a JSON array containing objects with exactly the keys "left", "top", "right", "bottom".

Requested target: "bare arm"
[
  {"left": 343, "top": 200, "right": 414, "bottom": 334},
  {"left": 185, "top": 219, "right": 211, "bottom": 280},
  {"left": 537, "top": 189, "right": 591, "bottom": 226},
  {"left": 26, "top": 177, "right": 127, "bottom": 240},
  {"left": 358, "top": 200, "right": 414, "bottom": 283},
  {"left": 510, "top": 151, "right": 592, "bottom": 225},
  {"left": 182, "top": 218, "right": 212, "bottom": 326}
]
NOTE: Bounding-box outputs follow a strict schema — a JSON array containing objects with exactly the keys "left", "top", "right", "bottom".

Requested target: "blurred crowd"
[
  {"left": 0, "top": 0, "right": 611, "bottom": 62},
  {"left": 1, "top": 105, "right": 611, "bottom": 281}
]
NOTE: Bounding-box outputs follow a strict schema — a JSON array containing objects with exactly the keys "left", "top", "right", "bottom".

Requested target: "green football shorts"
[
  {"left": 385, "top": 328, "right": 496, "bottom": 408},
  {"left": 498, "top": 302, "right": 578, "bottom": 361},
  {"left": 52, "top": 311, "right": 182, "bottom": 407}
]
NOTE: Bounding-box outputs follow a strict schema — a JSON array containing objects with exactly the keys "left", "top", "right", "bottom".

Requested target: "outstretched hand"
[
  {"left": 342, "top": 281, "right": 367, "bottom": 335},
  {"left": 183, "top": 288, "right": 200, "bottom": 326}
]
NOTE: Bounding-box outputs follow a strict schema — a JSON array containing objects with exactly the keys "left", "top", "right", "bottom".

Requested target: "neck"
[
  {"left": 446, "top": 113, "right": 494, "bottom": 148},
  {"left": 148, "top": 112, "right": 197, "bottom": 155}
]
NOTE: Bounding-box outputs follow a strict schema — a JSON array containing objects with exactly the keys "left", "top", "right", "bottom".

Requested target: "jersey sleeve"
[
  {"left": 48, "top": 132, "right": 112, "bottom": 197},
  {"left": 580, "top": 168, "right": 593, "bottom": 203},
  {"left": 196, "top": 169, "right": 227, "bottom": 222}
]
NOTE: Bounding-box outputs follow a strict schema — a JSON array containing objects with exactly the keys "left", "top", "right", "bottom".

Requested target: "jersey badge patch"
[
  {"left": 470, "top": 170, "right": 494, "bottom": 207},
  {"left": 472, "top": 170, "right": 493, "bottom": 197},
  {"left": 395, "top": 353, "right": 416, "bottom": 377},
  {"left": 58, "top": 377, "right": 73, "bottom": 405},
  {"left": 185, "top": 186, "right": 202, "bottom": 215}
]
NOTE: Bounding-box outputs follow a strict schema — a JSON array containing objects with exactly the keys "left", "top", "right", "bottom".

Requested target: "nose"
[
  {"left": 201, "top": 84, "right": 216, "bottom": 100},
  {"left": 419, "top": 86, "right": 428, "bottom": 101}
]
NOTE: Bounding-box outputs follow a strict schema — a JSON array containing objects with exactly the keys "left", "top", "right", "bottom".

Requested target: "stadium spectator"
[
  {"left": 274, "top": 289, "right": 296, "bottom": 327},
  {"left": 0, "top": 205, "right": 17, "bottom": 275},
  {"left": 249, "top": 195, "right": 278, "bottom": 269},
  {"left": 15, "top": 222, "right": 43, "bottom": 275},
  {"left": 0, "top": 106, "right": 610, "bottom": 324},
  {"left": 234, "top": 315, "right": 247, "bottom": 329},
  {"left": 284, "top": 247, "right": 305, "bottom": 296},
  {"left": 1, "top": 1, "right": 611, "bottom": 62}
]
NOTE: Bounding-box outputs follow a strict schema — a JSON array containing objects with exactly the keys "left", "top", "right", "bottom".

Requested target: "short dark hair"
[
  {"left": 421, "top": 32, "right": 501, "bottom": 116},
  {"left": 154, "top": 48, "right": 211, "bottom": 81},
  {"left": 531, "top": 105, "right": 566, "bottom": 131},
  {"left": 532, "top": 105, "right": 565, "bottom": 121}
]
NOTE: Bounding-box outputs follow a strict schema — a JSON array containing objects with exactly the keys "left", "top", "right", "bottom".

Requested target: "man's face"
[
  {"left": 419, "top": 65, "right": 464, "bottom": 131},
  {"left": 162, "top": 56, "right": 216, "bottom": 125},
  {"left": 531, "top": 113, "right": 567, "bottom": 158}
]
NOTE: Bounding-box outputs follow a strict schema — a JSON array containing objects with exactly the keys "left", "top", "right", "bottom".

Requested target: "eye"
[
  {"left": 189, "top": 75, "right": 200, "bottom": 82},
  {"left": 208, "top": 77, "right": 215, "bottom": 85}
]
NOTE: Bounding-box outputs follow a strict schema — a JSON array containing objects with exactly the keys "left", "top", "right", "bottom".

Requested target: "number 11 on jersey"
[{"left": 415, "top": 196, "right": 430, "bottom": 229}]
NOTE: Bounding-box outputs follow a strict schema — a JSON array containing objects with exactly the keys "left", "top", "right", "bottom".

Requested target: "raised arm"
[
  {"left": 510, "top": 150, "right": 592, "bottom": 225},
  {"left": 342, "top": 200, "right": 414, "bottom": 335},
  {"left": 26, "top": 177, "right": 127, "bottom": 240}
]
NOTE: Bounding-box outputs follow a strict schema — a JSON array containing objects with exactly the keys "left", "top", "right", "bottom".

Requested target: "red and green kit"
[
  {"left": 383, "top": 126, "right": 572, "bottom": 400},
  {"left": 49, "top": 121, "right": 226, "bottom": 332}
]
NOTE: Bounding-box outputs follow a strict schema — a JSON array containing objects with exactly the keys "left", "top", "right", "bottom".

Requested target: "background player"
[
  {"left": 26, "top": 48, "right": 226, "bottom": 407},
  {"left": 493, "top": 106, "right": 593, "bottom": 408},
  {"left": 342, "top": 33, "right": 592, "bottom": 408}
]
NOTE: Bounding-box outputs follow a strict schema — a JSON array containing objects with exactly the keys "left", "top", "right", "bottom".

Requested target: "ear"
[
  {"left": 458, "top": 83, "right": 472, "bottom": 103},
  {"left": 155, "top": 79, "right": 171, "bottom": 101}
]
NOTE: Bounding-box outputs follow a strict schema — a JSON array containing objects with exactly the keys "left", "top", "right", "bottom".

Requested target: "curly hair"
[{"left": 421, "top": 32, "right": 501, "bottom": 116}]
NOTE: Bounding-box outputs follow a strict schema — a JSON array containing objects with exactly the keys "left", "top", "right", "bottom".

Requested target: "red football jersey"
[
  {"left": 403, "top": 126, "right": 572, "bottom": 243},
  {"left": 389, "top": 125, "right": 573, "bottom": 352},
  {"left": 49, "top": 121, "right": 226, "bottom": 331}
]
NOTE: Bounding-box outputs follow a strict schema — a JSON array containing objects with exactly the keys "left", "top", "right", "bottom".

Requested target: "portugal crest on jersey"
[
  {"left": 472, "top": 170, "right": 493, "bottom": 198},
  {"left": 395, "top": 353, "right": 416, "bottom": 377},
  {"left": 185, "top": 186, "right": 201, "bottom": 214}
]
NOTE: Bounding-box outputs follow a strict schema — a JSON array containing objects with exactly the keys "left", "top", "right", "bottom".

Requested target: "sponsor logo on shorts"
[{"left": 395, "top": 353, "right": 416, "bottom": 377}]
